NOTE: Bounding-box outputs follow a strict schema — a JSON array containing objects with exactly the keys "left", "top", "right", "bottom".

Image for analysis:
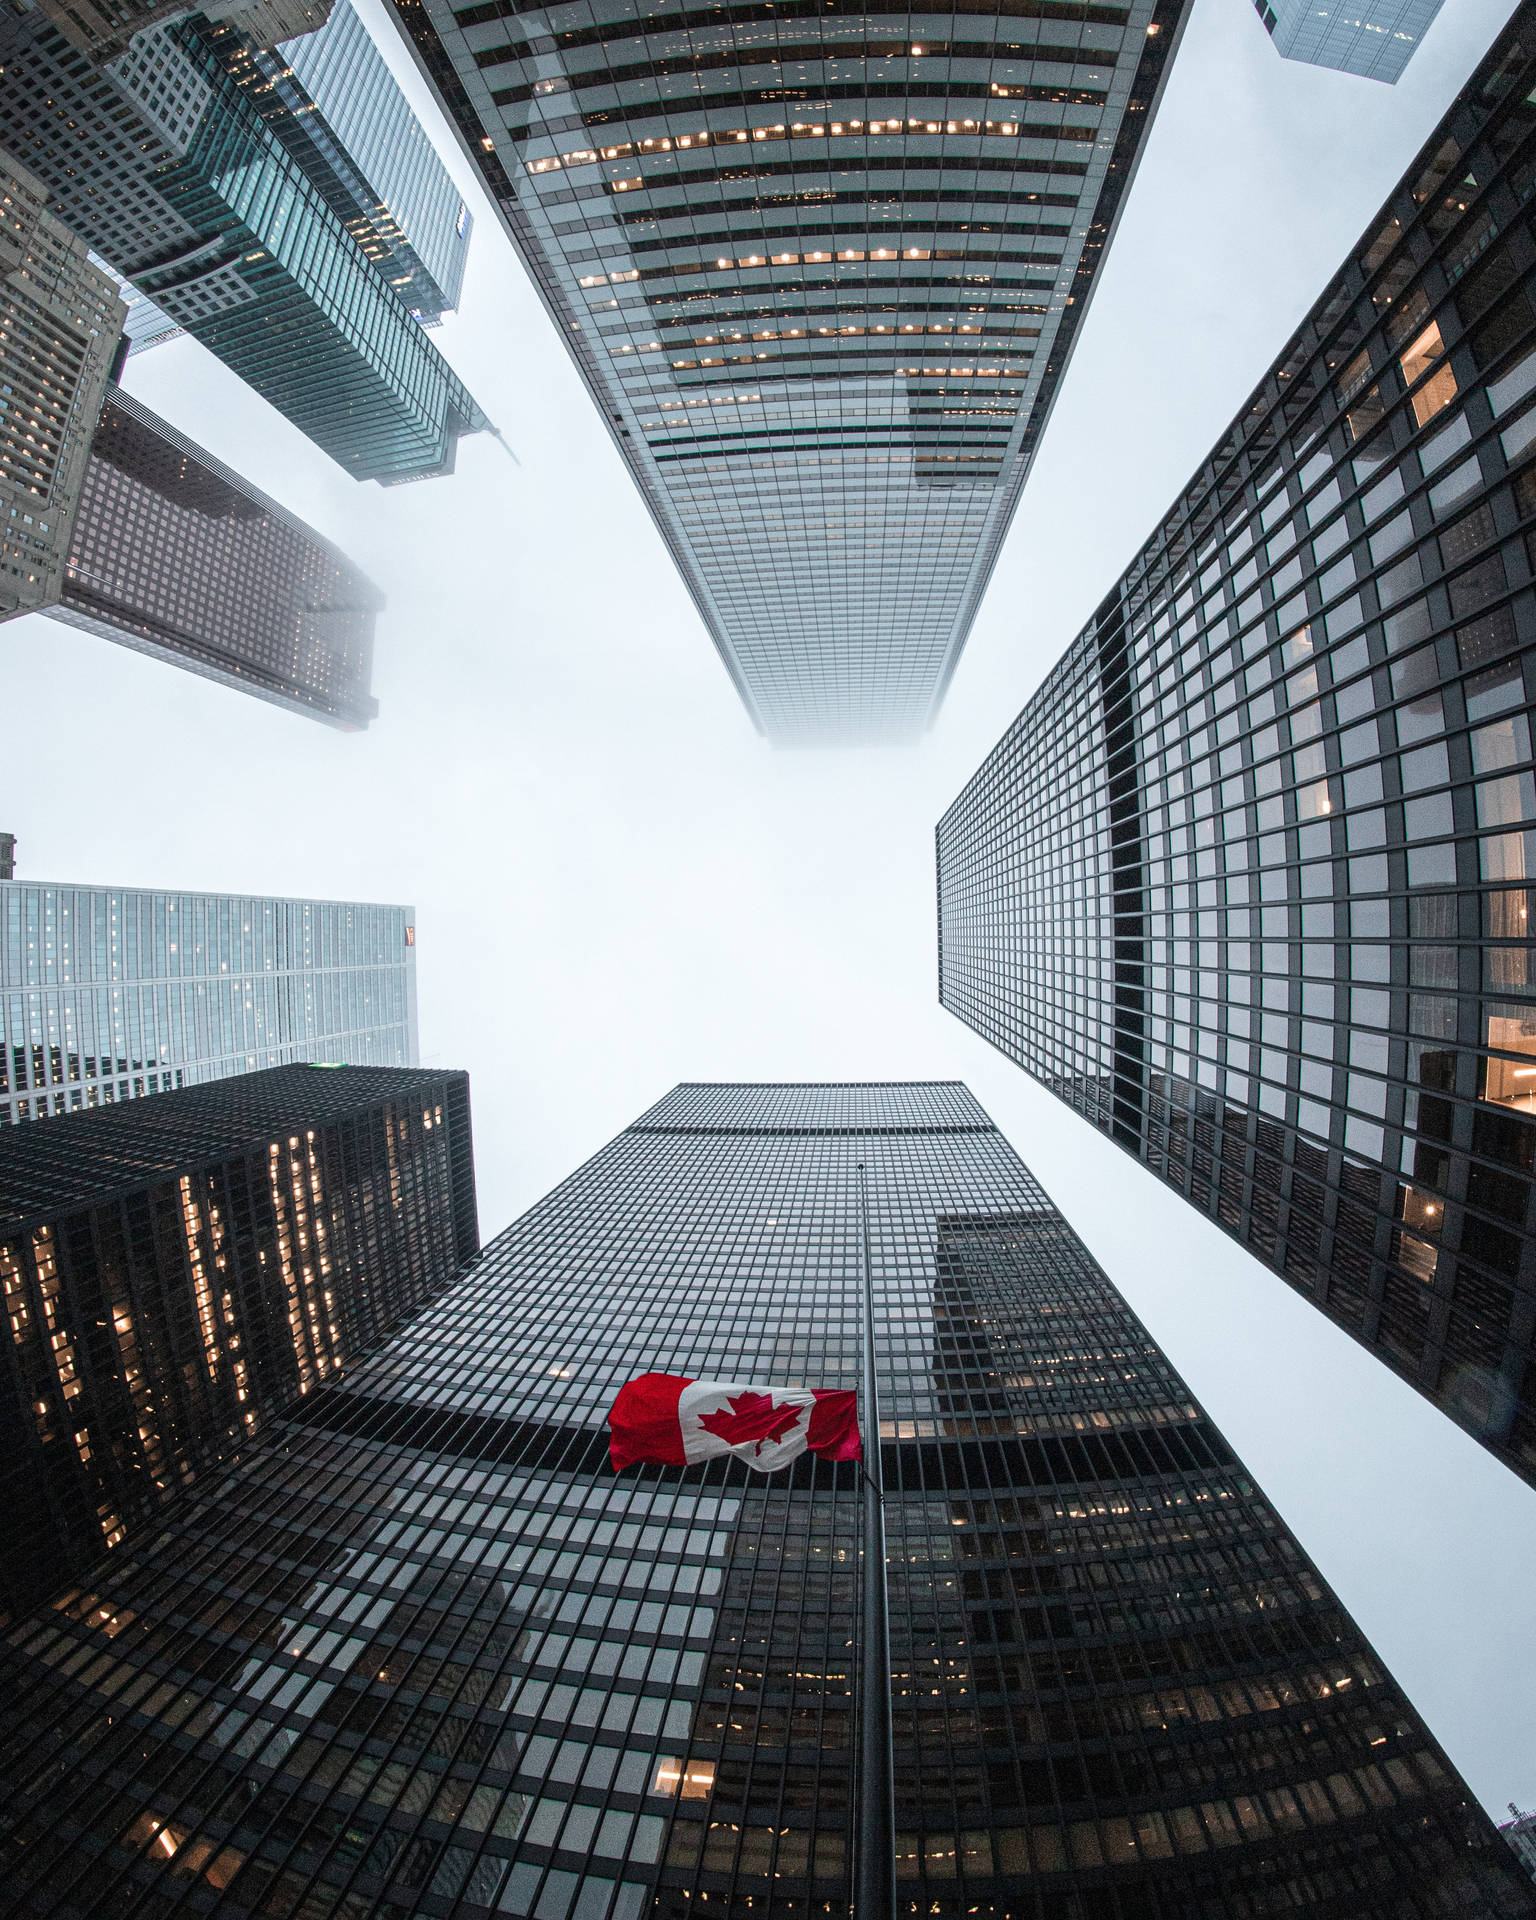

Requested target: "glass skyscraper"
[
  {"left": 386, "top": 0, "right": 1188, "bottom": 741},
  {"left": 0, "top": 9, "right": 490, "bottom": 485},
  {"left": 1251, "top": 0, "right": 1446, "bottom": 84},
  {"left": 53, "top": 385, "right": 384, "bottom": 728},
  {"left": 270, "top": 0, "right": 473, "bottom": 322},
  {"left": 1, "top": 1081, "right": 1528, "bottom": 1918},
  {"left": 938, "top": 7, "right": 1536, "bottom": 1491},
  {"left": 1, "top": 880, "right": 419, "bottom": 1127},
  {"left": 0, "top": 1061, "right": 477, "bottom": 1621}
]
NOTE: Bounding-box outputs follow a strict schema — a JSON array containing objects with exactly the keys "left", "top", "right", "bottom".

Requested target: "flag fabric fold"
[{"left": 608, "top": 1372, "right": 862, "bottom": 1473}]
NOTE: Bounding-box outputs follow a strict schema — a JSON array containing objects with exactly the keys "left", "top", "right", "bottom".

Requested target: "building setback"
[
  {"left": 1251, "top": 0, "right": 1446, "bottom": 83},
  {"left": 0, "top": 9, "right": 489, "bottom": 485},
  {"left": 384, "top": 0, "right": 1188, "bottom": 742},
  {"left": 0, "top": 151, "right": 124, "bottom": 620},
  {"left": 0, "top": 1062, "right": 477, "bottom": 1621},
  {"left": 938, "top": 8, "right": 1536, "bottom": 1488},
  {"left": 52, "top": 385, "right": 383, "bottom": 728},
  {"left": 264, "top": 0, "right": 473, "bottom": 322},
  {"left": 0, "top": 1082, "right": 1528, "bottom": 1919},
  {"left": 0, "top": 880, "right": 419, "bottom": 1127}
]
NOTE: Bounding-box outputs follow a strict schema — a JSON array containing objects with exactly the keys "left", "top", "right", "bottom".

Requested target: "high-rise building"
[
  {"left": 93, "top": 256, "right": 185, "bottom": 355},
  {"left": 0, "top": 150, "right": 125, "bottom": 619},
  {"left": 33, "top": 0, "right": 333, "bottom": 65},
  {"left": 0, "top": 1061, "right": 477, "bottom": 1620},
  {"left": 385, "top": 0, "right": 1188, "bottom": 743},
  {"left": 50, "top": 385, "right": 383, "bottom": 728},
  {"left": 1, "top": 1081, "right": 1529, "bottom": 1919},
  {"left": 0, "top": 879, "right": 419, "bottom": 1127},
  {"left": 253, "top": 0, "right": 472, "bottom": 323},
  {"left": 1251, "top": 0, "right": 1445, "bottom": 83},
  {"left": 0, "top": 9, "right": 490, "bottom": 485},
  {"left": 0, "top": 834, "right": 15, "bottom": 881},
  {"left": 937, "top": 7, "right": 1536, "bottom": 1490},
  {"left": 1504, "top": 1805, "right": 1536, "bottom": 1882}
]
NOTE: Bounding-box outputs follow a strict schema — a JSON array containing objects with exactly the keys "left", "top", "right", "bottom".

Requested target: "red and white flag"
[{"left": 608, "top": 1373, "right": 862, "bottom": 1474}]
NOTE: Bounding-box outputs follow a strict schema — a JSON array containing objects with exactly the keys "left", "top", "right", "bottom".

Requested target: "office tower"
[
  {"left": 50, "top": 385, "right": 383, "bottom": 728},
  {"left": 0, "top": 1061, "right": 477, "bottom": 1620},
  {"left": 249, "top": 0, "right": 472, "bottom": 323},
  {"left": 34, "top": 0, "right": 333, "bottom": 72},
  {"left": 1, "top": 1081, "right": 1529, "bottom": 1920},
  {"left": 938, "top": 6, "right": 1536, "bottom": 1489},
  {"left": 1505, "top": 1806, "right": 1536, "bottom": 1881},
  {"left": 0, "top": 880, "right": 418, "bottom": 1127},
  {"left": 0, "top": 12, "right": 490, "bottom": 485},
  {"left": 1251, "top": 0, "right": 1445, "bottom": 83},
  {"left": 386, "top": 0, "right": 1188, "bottom": 743},
  {"left": 0, "top": 151, "right": 125, "bottom": 620}
]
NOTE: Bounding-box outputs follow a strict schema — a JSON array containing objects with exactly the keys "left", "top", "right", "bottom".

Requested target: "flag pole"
[{"left": 856, "top": 1162, "right": 896, "bottom": 1919}]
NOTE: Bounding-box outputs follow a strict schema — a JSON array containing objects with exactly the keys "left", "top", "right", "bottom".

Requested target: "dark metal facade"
[
  {"left": 0, "top": 1063, "right": 478, "bottom": 1622},
  {"left": 384, "top": 0, "right": 1188, "bottom": 741},
  {"left": 0, "top": 1082, "right": 1526, "bottom": 1919},
  {"left": 938, "top": 9, "right": 1536, "bottom": 1488},
  {"left": 56, "top": 387, "right": 383, "bottom": 729}
]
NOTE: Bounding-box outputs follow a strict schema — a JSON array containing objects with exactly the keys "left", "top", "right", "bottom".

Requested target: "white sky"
[{"left": 5, "top": 0, "right": 1533, "bottom": 1819}]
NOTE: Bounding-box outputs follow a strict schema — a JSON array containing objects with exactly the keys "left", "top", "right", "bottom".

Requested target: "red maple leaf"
[{"left": 696, "top": 1391, "right": 804, "bottom": 1450}]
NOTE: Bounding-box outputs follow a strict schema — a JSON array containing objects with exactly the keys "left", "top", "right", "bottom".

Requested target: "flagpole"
[{"left": 856, "top": 1162, "right": 896, "bottom": 1920}]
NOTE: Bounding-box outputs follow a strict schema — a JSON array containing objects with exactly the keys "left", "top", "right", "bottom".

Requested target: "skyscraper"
[
  {"left": 938, "top": 6, "right": 1536, "bottom": 1488},
  {"left": 51, "top": 384, "right": 383, "bottom": 728},
  {"left": 1, "top": 879, "right": 419, "bottom": 1126},
  {"left": 0, "top": 9, "right": 490, "bottom": 485},
  {"left": 1, "top": 1081, "right": 1528, "bottom": 1919},
  {"left": 1251, "top": 0, "right": 1446, "bottom": 83},
  {"left": 0, "top": 1061, "right": 477, "bottom": 1620},
  {"left": 262, "top": 0, "right": 473, "bottom": 322},
  {"left": 33, "top": 0, "right": 333, "bottom": 66},
  {"left": 0, "top": 150, "right": 125, "bottom": 620},
  {"left": 385, "top": 0, "right": 1188, "bottom": 742}
]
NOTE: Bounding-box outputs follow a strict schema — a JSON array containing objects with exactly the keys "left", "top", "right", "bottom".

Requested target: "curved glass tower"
[{"left": 386, "top": 0, "right": 1189, "bottom": 741}]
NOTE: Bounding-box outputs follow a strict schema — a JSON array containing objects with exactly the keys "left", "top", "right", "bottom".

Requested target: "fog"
[{"left": 4, "top": 0, "right": 1532, "bottom": 1816}]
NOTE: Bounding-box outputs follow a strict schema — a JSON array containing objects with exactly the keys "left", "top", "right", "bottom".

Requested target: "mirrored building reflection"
[
  {"left": 938, "top": 8, "right": 1536, "bottom": 1489},
  {"left": 1, "top": 1083, "right": 1527, "bottom": 1918},
  {"left": 1, "top": 881, "right": 419, "bottom": 1127},
  {"left": 384, "top": 0, "right": 1189, "bottom": 741},
  {"left": 0, "top": 1062, "right": 477, "bottom": 1620}
]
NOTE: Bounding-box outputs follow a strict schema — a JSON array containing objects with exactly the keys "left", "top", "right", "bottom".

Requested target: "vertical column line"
[{"left": 856, "top": 1160, "right": 896, "bottom": 1919}]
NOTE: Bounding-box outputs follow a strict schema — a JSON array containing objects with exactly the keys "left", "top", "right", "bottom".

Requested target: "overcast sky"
[{"left": 5, "top": 0, "right": 1533, "bottom": 1820}]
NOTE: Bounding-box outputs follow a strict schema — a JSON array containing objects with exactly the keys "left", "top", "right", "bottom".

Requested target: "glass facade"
[
  {"left": 54, "top": 385, "right": 384, "bottom": 728},
  {"left": 0, "top": 11, "right": 490, "bottom": 485},
  {"left": 0, "top": 152, "right": 125, "bottom": 620},
  {"left": 0, "top": 1061, "right": 478, "bottom": 1621},
  {"left": 0, "top": 881, "right": 419, "bottom": 1128},
  {"left": 938, "top": 8, "right": 1536, "bottom": 1491},
  {"left": 1, "top": 1080, "right": 1528, "bottom": 1918},
  {"left": 1252, "top": 0, "right": 1446, "bottom": 84},
  {"left": 386, "top": 0, "right": 1187, "bottom": 741},
  {"left": 272, "top": 0, "right": 473, "bottom": 321}
]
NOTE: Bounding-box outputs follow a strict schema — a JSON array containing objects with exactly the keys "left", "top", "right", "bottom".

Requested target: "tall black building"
[
  {"left": 1, "top": 1083, "right": 1526, "bottom": 1919},
  {"left": 939, "top": 6, "right": 1536, "bottom": 1491},
  {"left": 0, "top": 1063, "right": 476, "bottom": 1621},
  {"left": 52, "top": 387, "right": 383, "bottom": 727}
]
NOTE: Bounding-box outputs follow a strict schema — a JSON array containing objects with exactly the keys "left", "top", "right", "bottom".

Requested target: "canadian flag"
[{"left": 608, "top": 1373, "right": 862, "bottom": 1474}]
